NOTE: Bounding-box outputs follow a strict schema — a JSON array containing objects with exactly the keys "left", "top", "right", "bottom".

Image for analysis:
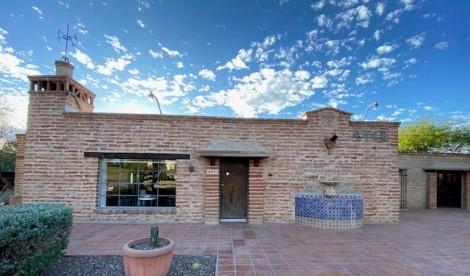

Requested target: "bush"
[{"left": 0, "top": 203, "right": 73, "bottom": 276}]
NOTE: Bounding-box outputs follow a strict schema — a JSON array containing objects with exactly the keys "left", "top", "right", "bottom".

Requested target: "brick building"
[
  {"left": 399, "top": 153, "right": 470, "bottom": 210},
  {"left": 13, "top": 61, "right": 400, "bottom": 224}
]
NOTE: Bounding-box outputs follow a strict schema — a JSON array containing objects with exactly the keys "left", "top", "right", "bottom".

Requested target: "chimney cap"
[{"left": 55, "top": 60, "right": 74, "bottom": 77}]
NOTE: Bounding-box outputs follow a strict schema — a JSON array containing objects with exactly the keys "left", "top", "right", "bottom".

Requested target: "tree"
[
  {"left": 0, "top": 108, "right": 17, "bottom": 186},
  {"left": 442, "top": 126, "right": 470, "bottom": 153},
  {"left": 399, "top": 119, "right": 470, "bottom": 153}
]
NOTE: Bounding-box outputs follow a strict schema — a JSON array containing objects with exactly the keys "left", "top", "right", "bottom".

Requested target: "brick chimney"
[
  {"left": 55, "top": 60, "right": 74, "bottom": 77},
  {"left": 27, "top": 60, "right": 96, "bottom": 121}
]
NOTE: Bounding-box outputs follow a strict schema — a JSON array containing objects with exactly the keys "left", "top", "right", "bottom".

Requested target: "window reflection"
[{"left": 102, "top": 159, "right": 176, "bottom": 207}]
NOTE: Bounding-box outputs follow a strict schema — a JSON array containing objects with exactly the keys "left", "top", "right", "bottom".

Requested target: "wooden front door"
[
  {"left": 220, "top": 158, "right": 248, "bottom": 220},
  {"left": 437, "top": 172, "right": 461, "bottom": 208}
]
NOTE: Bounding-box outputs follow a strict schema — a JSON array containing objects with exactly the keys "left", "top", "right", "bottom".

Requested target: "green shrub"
[{"left": 0, "top": 203, "right": 73, "bottom": 276}]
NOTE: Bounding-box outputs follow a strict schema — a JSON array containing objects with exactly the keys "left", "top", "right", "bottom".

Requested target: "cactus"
[{"left": 149, "top": 225, "right": 159, "bottom": 248}]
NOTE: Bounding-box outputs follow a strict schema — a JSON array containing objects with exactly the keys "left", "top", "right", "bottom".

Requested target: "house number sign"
[
  {"left": 206, "top": 169, "right": 218, "bottom": 175},
  {"left": 352, "top": 130, "right": 387, "bottom": 142}
]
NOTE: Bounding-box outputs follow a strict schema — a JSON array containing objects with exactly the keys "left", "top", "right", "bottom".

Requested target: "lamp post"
[
  {"left": 362, "top": 101, "right": 378, "bottom": 120},
  {"left": 148, "top": 92, "right": 162, "bottom": 115}
]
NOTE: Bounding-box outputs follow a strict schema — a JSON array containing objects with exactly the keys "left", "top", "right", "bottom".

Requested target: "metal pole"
[
  {"left": 362, "top": 101, "right": 378, "bottom": 120},
  {"left": 148, "top": 92, "right": 162, "bottom": 115},
  {"left": 64, "top": 24, "right": 69, "bottom": 62}
]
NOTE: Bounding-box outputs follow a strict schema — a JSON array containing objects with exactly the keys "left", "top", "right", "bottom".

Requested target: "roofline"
[
  {"left": 304, "top": 107, "right": 353, "bottom": 115},
  {"left": 63, "top": 111, "right": 401, "bottom": 126}
]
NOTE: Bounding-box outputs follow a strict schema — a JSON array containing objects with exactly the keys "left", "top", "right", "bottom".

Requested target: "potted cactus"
[{"left": 122, "top": 225, "right": 175, "bottom": 276}]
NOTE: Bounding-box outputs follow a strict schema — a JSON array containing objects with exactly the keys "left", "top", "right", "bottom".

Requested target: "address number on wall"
[
  {"left": 206, "top": 169, "right": 218, "bottom": 175},
  {"left": 352, "top": 131, "right": 387, "bottom": 142}
]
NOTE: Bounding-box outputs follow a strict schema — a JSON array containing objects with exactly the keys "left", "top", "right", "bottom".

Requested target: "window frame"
[{"left": 98, "top": 158, "right": 177, "bottom": 209}]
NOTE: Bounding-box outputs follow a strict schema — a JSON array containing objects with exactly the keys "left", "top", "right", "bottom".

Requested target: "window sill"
[{"left": 95, "top": 207, "right": 176, "bottom": 215}]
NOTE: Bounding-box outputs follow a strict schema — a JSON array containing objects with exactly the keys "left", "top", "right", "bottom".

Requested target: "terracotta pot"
[{"left": 122, "top": 237, "right": 175, "bottom": 276}]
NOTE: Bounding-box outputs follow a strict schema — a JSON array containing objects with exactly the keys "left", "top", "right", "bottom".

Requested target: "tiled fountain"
[{"left": 295, "top": 180, "right": 363, "bottom": 231}]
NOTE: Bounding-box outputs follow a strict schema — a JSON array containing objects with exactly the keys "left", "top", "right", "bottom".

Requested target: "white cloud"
[
  {"left": 311, "top": 75, "right": 328, "bottom": 89},
  {"left": 385, "top": 9, "right": 403, "bottom": 23},
  {"left": 120, "top": 74, "right": 193, "bottom": 105},
  {"left": 57, "top": 1, "right": 69, "bottom": 8},
  {"left": 70, "top": 49, "right": 95, "bottom": 69},
  {"left": 404, "top": 58, "right": 417, "bottom": 68},
  {"left": 355, "top": 73, "right": 373, "bottom": 85},
  {"left": 360, "top": 56, "right": 396, "bottom": 69},
  {"left": 161, "top": 46, "right": 182, "bottom": 57},
  {"left": 176, "top": 61, "right": 184, "bottom": 68},
  {"left": 391, "top": 108, "right": 406, "bottom": 116},
  {"left": 216, "top": 49, "right": 252, "bottom": 71},
  {"left": 136, "top": 19, "right": 145, "bottom": 28},
  {"left": 373, "top": 30, "right": 381, "bottom": 41},
  {"left": 199, "top": 85, "right": 210, "bottom": 92},
  {"left": 104, "top": 34, "right": 127, "bottom": 53},
  {"left": 148, "top": 49, "right": 163, "bottom": 59},
  {"left": 96, "top": 54, "right": 133, "bottom": 76},
  {"left": 261, "top": 34, "right": 280, "bottom": 48},
  {"left": 0, "top": 94, "right": 28, "bottom": 131},
  {"left": 137, "top": 0, "right": 151, "bottom": 11},
  {"left": 423, "top": 106, "right": 433, "bottom": 111},
  {"left": 198, "top": 69, "right": 216, "bottom": 81},
  {"left": 326, "top": 57, "right": 351, "bottom": 68},
  {"left": 128, "top": 68, "right": 139, "bottom": 75},
  {"left": 356, "top": 5, "right": 371, "bottom": 25},
  {"left": 401, "top": 0, "right": 414, "bottom": 11},
  {"left": 311, "top": 0, "right": 325, "bottom": 10},
  {"left": 333, "top": 5, "right": 372, "bottom": 30},
  {"left": 190, "top": 68, "right": 327, "bottom": 117},
  {"left": 32, "top": 6, "right": 44, "bottom": 19},
  {"left": 0, "top": 28, "right": 8, "bottom": 45},
  {"left": 434, "top": 41, "right": 449, "bottom": 50},
  {"left": 376, "top": 2, "right": 385, "bottom": 16},
  {"left": 0, "top": 49, "right": 40, "bottom": 81},
  {"left": 317, "top": 14, "right": 332, "bottom": 28},
  {"left": 376, "top": 44, "right": 396, "bottom": 54},
  {"left": 407, "top": 33, "right": 425, "bottom": 49},
  {"left": 75, "top": 22, "right": 88, "bottom": 35}
]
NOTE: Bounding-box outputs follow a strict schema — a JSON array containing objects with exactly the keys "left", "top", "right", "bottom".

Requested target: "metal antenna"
[
  {"left": 362, "top": 101, "right": 379, "bottom": 120},
  {"left": 57, "top": 24, "right": 78, "bottom": 63},
  {"left": 148, "top": 92, "right": 163, "bottom": 115}
]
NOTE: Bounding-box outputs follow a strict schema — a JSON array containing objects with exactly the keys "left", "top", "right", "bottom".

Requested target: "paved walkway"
[{"left": 68, "top": 209, "right": 470, "bottom": 275}]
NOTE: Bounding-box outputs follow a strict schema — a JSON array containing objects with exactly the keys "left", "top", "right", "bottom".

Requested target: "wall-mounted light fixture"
[{"left": 324, "top": 134, "right": 338, "bottom": 150}]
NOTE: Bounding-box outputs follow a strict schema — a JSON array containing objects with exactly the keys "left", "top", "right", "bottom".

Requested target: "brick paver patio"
[{"left": 67, "top": 209, "right": 470, "bottom": 275}]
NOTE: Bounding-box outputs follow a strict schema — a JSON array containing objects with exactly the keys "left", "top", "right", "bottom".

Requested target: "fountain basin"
[{"left": 295, "top": 192, "right": 363, "bottom": 231}]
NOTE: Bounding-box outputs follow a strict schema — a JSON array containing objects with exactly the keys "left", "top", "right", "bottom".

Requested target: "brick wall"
[
  {"left": 400, "top": 153, "right": 470, "bottom": 209},
  {"left": 248, "top": 159, "right": 264, "bottom": 224},
  {"left": 426, "top": 171, "right": 437, "bottom": 209},
  {"left": 204, "top": 158, "right": 220, "bottom": 224},
  {"left": 17, "top": 89, "right": 400, "bottom": 224}
]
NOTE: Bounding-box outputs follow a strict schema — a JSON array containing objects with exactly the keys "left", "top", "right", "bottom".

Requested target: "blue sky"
[{"left": 0, "top": 0, "right": 469, "bottom": 130}]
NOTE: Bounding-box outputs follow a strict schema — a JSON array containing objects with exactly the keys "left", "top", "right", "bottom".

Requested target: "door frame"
[
  {"left": 219, "top": 157, "right": 249, "bottom": 222},
  {"left": 437, "top": 170, "right": 462, "bottom": 208}
]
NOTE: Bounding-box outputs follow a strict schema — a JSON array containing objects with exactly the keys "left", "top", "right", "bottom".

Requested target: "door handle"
[{"left": 221, "top": 183, "right": 224, "bottom": 187}]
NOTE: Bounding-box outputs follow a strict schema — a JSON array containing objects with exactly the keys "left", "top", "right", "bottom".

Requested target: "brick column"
[
  {"left": 10, "top": 134, "right": 25, "bottom": 204},
  {"left": 426, "top": 171, "right": 437, "bottom": 209},
  {"left": 465, "top": 172, "right": 470, "bottom": 211},
  {"left": 248, "top": 159, "right": 265, "bottom": 224},
  {"left": 204, "top": 158, "right": 220, "bottom": 224}
]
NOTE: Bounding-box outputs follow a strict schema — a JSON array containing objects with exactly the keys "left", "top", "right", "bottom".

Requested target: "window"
[
  {"left": 99, "top": 159, "right": 176, "bottom": 208},
  {"left": 399, "top": 169, "right": 407, "bottom": 209}
]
